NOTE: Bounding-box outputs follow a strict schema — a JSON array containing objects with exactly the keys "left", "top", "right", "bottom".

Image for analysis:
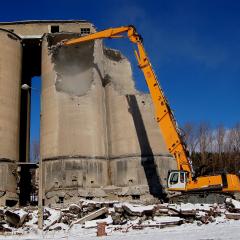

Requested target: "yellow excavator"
[{"left": 62, "top": 25, "right": 240, "bottom": 202}]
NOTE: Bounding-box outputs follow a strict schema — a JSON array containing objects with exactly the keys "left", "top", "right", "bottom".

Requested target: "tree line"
[{"left": 182, "top": 122, "right": 240, "bottom": 176}]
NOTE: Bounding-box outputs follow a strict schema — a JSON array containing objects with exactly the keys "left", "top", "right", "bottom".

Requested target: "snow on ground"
[{"left": 0, "top": 220, "right": 239, "bottom": 240}]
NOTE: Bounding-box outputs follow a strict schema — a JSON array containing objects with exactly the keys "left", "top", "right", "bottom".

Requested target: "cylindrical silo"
[
  {"left": 0, "top": 29, "right": 22, "bottom": 206},
  {"left": 103, "top": 48, "right": 176, "bottom": 199},
  {"left": 41, "top": 34, "right": 108, "bottom": 205}
]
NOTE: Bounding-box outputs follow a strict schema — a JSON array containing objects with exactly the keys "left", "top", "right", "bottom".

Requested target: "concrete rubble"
[
  {"left": 1, "top": 198, "right": 240, "bottom": 236},
  {"left": 5, "top": 209, "right": 28, "bottom": 227}
]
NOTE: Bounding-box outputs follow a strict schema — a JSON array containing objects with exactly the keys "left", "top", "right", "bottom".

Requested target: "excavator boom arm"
[
  {"left": 64, "top": 26, "right": 140, "bottom": 45},
  {"left": 63, "top": 26, "right": 192, "bottom": 175}
]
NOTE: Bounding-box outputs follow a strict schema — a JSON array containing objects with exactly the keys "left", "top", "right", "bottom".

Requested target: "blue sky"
[{"left": 1, "top": 0, "right": 239, "bottom": 144}]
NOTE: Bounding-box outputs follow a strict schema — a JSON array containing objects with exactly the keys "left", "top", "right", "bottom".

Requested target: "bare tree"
[
  {"left": 232, "top": 123, "right": 240, "bottom": 152},
  {"left": 215, "top": 125, "right": 225, "bottom": 170},
  {"left": 181, "top": 121, "right": 240, "bottom": 175},
  {"left": 31, "top": 140, "right": 40, "bottom": 163},
  {"left": 197, "top": 122, "right": 211, "bottom": 166},
  {"left": 229, "top": 123, "right": 240, "bottom": 172},
  {"left": 182, "top": 122, "right": 198, "bottom": 153}
]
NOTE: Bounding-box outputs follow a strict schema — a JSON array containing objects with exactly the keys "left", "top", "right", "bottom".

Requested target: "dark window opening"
[
  {"left": 132, "top": 195, "right": 140, "bottom": 200},
  {"left": 72, "top": 179, "right": 78, "bottom": 186},
  {"left": 51, "top": 25, "right": 59, "bottom": 33},
  {"left": 86, "top": 196, "right": 94, "bottom": 200},
  {"left": 19, "top": 164, "right": 38, "bottom": 206},
  {"left": 30, "top": 192, "right": 38, "bottom": 205},
  {"left": 81, "top": 28, "right": 90, "bottom": 35},
  {"left": 59, "top": 197, "right": 64, "bottom": 204},
  {"left": 6, "top": 200, "right": 18, "bottom": 207}
]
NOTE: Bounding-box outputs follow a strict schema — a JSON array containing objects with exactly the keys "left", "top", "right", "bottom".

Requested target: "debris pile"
[
  {"left": 225, "top": 198, "right": 240, "bottom": 220},
  {"left": 1, "top": 198, "right": 240, "bottom": 235}
]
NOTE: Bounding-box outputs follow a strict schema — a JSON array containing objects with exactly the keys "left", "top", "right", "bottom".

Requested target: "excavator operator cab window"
[
  {"left": 168, "top": 171, "right": 187, "bottom": 190},
  {"left": 170, "top": 172, "right": 179, "bottom": 185}
]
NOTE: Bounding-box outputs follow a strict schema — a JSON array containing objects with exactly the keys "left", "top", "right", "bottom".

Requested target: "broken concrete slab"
[
  {"left": 43, "top": 207, "right": 62, "bottom": 231},
  {"left": 69, "top": 204, "right": 82, "bottom": 214},
  {"left": 225, "top": 212, "right": 240, "bottom": 220},
  {"left": 5, "top": 209, "right": 28, "bottom": 228},
  {"left": 225, "top": 198, "right": 240, "bottom": 212},
  {"left": 122, "top": 203, "right": 155, "bottom": 217},
  {"left": 70, "top": 207, "right": 108, "bottom": 227}
]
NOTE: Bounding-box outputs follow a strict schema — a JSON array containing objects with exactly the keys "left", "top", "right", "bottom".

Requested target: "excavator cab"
[{"left": 167, "top": 170, "right": 187, "bottom": 190}]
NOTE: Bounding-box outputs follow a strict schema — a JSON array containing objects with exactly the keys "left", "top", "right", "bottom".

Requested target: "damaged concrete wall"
[
  {"left": 103, "top": 48, "right": 176, "bottom": 199},
  {"left": 0, "top": 29, "right": 22, "bottom": 205},
  {"left": 41, "top": 34, "right": 109, "bottom": 203},
  {"left": 41, "top": 33, "right": 176, "bottom": 205}
]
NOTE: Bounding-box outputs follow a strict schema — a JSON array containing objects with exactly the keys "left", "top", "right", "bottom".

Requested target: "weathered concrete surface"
[
  {"left": 0, "top": 20, "right": 95, "bottom": 37},
  {"left": 103, "top": 49, "right": 176, "bottom": 198},
  {"left": 41, "top": 33, "right": 176, "bottom": 204},
  {"left": 0, "top": 29, "right": 21, "bottom": 206},
  {"left": 41, "top": 35, "right": 109, "bottom": 204}
]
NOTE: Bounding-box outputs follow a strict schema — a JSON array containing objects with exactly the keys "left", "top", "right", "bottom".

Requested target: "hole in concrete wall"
[
  {"left": 51, "top": 39, "right": 94, "bottom": 96},
  {"left": 55, "top": 181, "right": 59, "bottom": 188},
  {"left": 30, "top": 192, "right": 38, "bottom": 205},
  {"left": 19, "top": 163, "right": 38, "bottom": 206},
  {"left": 59, "top": 196, "right": 64, "bottom": 204},
  {"left": 51, "top": 25, "right": 59, "bottom": 33},
  {"left": 72, "top": 179, "right": 78, "bottom": 186},
  {"left": 86, "top": 196, "right": 94, "bottom": 200},
  {"left": 128, "top": 179, "right": 133, "bottom": 185},
  {"left": 132, "top": 195, "right": 140, "bottom": 200},
  {"left": 6, "top": 200, "right": 18, "bottom": 207}
]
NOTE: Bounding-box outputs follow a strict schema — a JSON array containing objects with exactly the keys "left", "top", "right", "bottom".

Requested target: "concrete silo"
[
  {"left": 41, "top": 34, "right": 108, "bottom": 204},
  {"left": 0, "top": 29, "right": 22, "bottom": 206},
  {"left": 103, "top": 48, "right": 176, "bottom": 200}
]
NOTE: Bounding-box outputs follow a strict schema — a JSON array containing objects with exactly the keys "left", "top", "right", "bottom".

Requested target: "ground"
[{"left": 1, "top": 220, "right": 240, "bottom": 240}]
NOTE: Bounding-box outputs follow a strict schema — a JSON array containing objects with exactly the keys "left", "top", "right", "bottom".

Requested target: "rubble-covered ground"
[{"left": 0, "top": 198, "right": 240, "bottom": 239}]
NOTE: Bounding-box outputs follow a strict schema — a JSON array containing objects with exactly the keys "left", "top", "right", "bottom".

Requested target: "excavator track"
[{"left": 168, "top": 191, "right": 234, "bottom": 204}]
